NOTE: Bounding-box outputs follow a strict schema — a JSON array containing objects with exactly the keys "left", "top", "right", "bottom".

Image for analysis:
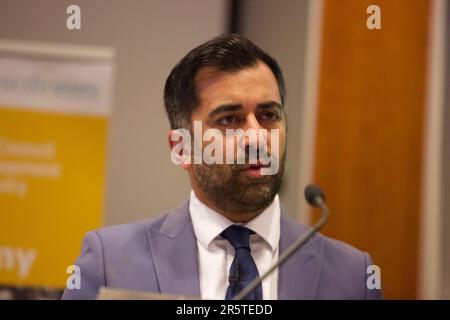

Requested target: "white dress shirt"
[{"left": 189, "top": 190, "right": 280, "bottom": 300}]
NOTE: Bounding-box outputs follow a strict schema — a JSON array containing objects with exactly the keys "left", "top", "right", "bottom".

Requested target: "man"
[{"left": 62, "top": 34, "right": 382, "bottom": 300}]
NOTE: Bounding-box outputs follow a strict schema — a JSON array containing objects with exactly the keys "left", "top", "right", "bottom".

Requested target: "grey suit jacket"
[{"left": 62, "top": 200, "right": 382, "bottom": 300}]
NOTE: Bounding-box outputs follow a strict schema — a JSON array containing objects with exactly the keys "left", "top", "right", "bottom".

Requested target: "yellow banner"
[{"left": 0, "top": 40, "right": 114, "bottom": 290}]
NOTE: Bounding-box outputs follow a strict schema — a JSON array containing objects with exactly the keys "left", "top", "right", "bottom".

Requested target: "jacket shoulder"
[
  {"left": 62, "top": 201, "right": 188, "bottom": 300},
  {"left": 281, "top": 213, "right": 381, "bottom": 299},
  {"left": 313, "top": 231, "right": 381, "bottom": 299},
  {"left": 94, "top": 212, "right": 169, "bottom": 244}
]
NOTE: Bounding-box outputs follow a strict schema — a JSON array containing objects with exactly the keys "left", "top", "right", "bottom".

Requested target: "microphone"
[
  {"left": 233, "top": 184, "right": 330, "bottom": 300},
  {"left": 304, "top": 184, "right": 326, "bottom": 207}
]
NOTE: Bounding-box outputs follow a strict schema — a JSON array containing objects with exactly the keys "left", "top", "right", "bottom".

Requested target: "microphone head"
[{"left": 304, "top": 184, "right": 325, "bottom": 207}]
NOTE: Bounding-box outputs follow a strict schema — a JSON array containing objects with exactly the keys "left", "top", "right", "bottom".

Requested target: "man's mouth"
[{"left": 241, "top": 163, "right": 270, "bottom": 178}]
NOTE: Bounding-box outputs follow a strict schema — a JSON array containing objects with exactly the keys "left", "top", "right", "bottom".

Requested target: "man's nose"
[
  {"left": 244, "top": 113, "right": 261, "bottom": 131},
  {"left": 241, "top": 114, "right": 267, "bottom": 148}
]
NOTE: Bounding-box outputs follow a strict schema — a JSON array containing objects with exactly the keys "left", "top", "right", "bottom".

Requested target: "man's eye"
[
  {"left": 216, "top": 116, "right": 237, "bottom": 126},
  {"left": 260, "top": 112, "right": 280, "bottom": 122}
]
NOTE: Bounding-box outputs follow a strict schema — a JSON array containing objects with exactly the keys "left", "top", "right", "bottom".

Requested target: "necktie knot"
[{"left": 221, "top": 225, "right": 254, "bottom": 251}]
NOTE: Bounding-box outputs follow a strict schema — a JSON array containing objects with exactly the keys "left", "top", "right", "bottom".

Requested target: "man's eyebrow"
[
  {"left": 256, "top": 101, "right": 283, "bottom": 111},
  {"left": 208, "top": 103, "right": 242, "bottom": 117}
]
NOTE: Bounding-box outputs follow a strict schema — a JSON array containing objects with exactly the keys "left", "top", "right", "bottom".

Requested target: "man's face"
[{"left": 188, "top": 61, "right": 287, "bottom": 215}]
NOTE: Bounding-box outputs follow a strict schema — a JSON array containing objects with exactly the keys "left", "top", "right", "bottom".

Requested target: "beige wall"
[
  {"left": 0, "top": 0, "right": 228, "bottom": 225},
  {"left": 443, "top": 0, "right": 450, "bottom": 299}
]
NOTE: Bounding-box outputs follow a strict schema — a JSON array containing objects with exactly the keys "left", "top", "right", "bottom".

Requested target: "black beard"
[{"left": 192, "top": 152, "right": 285, "bottom": 215}]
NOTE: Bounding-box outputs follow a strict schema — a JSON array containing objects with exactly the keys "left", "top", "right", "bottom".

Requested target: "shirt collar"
[{"left": 189, "top": 190, "right": 280, "bottom": 252}]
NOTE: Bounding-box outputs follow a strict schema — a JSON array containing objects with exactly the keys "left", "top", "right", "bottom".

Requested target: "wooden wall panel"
[{"left": 313, "top": 0, "right": 430, "bottom": 299}]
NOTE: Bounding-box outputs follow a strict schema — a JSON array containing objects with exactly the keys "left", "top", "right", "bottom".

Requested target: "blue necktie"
[{"left": 221, "top": 225, "right": 263, "bottom": 300}]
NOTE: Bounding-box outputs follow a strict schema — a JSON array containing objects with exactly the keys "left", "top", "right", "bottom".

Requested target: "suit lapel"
[
  {"left": 278, "top": 208, "right": 323, "bottom": 299},
  {"left": 147, "top": 200, "right": 201, "bottom": 298}
]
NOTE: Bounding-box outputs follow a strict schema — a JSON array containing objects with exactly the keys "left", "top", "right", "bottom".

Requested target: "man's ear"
[{"left": 167, "top": 130, "right": 191, "bottom": 171}]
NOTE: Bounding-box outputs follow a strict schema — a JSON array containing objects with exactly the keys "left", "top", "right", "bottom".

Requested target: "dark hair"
[{"left": 163, "top": 33, "right": 286, "bottom": 129}]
